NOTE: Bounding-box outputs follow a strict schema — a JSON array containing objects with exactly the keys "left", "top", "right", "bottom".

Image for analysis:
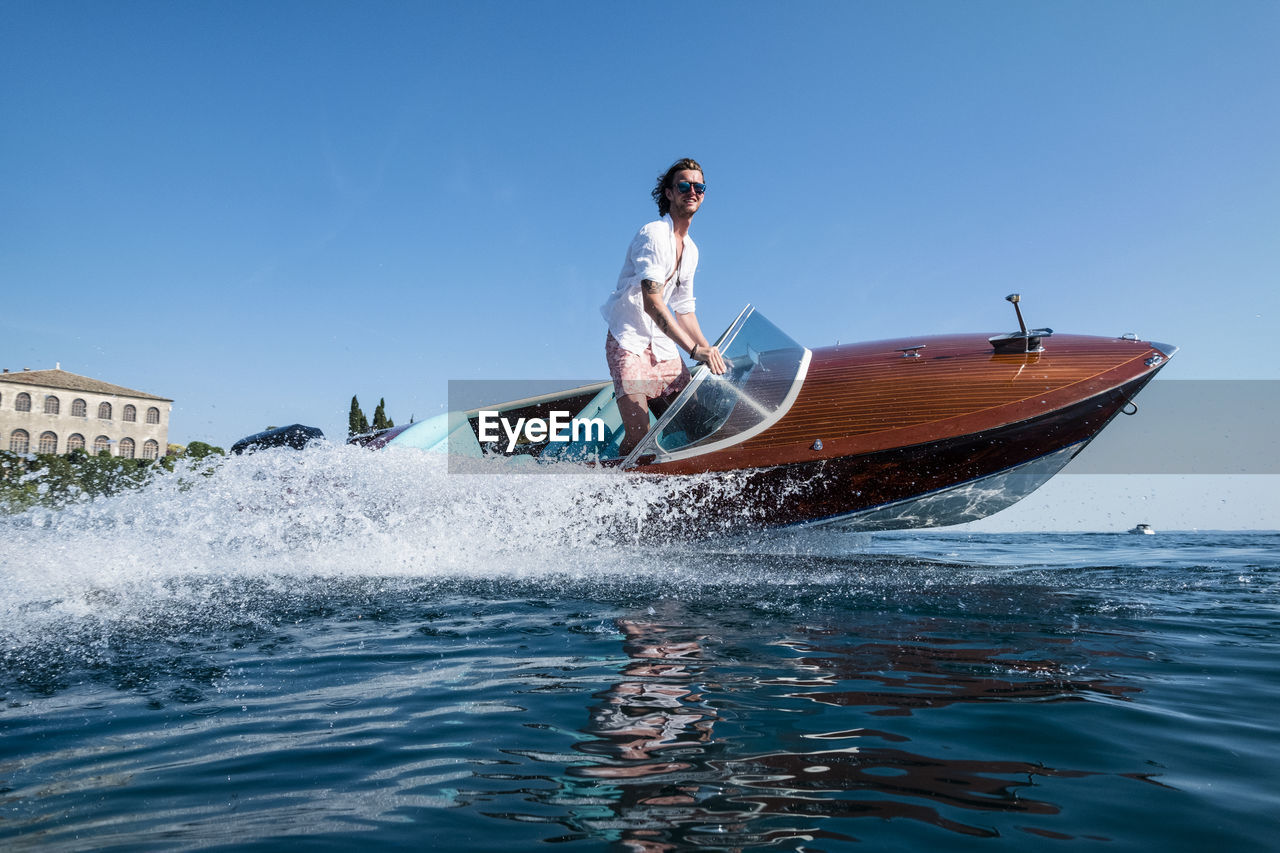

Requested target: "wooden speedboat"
[{"left": 363, "top": 297, "right": 1176, "bottom": 530}]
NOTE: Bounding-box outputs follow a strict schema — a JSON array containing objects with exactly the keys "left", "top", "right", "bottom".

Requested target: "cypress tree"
[
  {"left": 372, "top": 398, "right": 391, "bottom": 431},
  {"left": 349, "top": 395, "right": 370, "bottom": 437}
]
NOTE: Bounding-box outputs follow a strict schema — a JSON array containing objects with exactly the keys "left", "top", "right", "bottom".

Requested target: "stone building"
[{"left": 0, "top": 365, "right": 172, "bottom": 458}]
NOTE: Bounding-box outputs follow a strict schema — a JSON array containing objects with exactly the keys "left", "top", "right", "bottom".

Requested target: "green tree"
[
  {"left": 1, "top": 449, "right": 167, "bottom": 514},
  {"left": 185, "top": 441, "right": 225, "bottom": 460},
  {"left": 349, "top": 395, "right": 370, "bottom": 437},
  {"left": 372, "top": 397, "right": 394, "bottom": 431}
]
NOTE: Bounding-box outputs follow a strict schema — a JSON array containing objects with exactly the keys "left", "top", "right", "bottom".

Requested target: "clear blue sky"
[{"left": 3, "top": 1, "right": 1277, "bottom": 447}]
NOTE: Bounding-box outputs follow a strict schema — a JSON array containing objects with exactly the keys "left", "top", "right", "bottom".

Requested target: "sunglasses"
[{"left": 674, "top": 180, "right": 707, "bottom": 195}]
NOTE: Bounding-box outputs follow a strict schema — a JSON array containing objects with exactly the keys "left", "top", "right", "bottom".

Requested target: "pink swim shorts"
[{"left": 605, "top": 334, "right": 691, "bottom": 400}]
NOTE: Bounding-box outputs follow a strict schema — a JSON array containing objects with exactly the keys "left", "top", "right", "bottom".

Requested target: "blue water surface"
[{"left": 2, "top": 448, "right": 1277, "bottom": 851}]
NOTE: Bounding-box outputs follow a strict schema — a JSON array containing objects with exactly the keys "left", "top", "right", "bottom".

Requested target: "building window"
[
  {"left": 45, "top": 396, "right": 61, "bottom": 415},
  {"left": 16, "top": 393, "right": 31, "bottom": 412},
  {"left": 94, "top": 435, "right": 111, "bottom": 455},
  {"left": 38, "top": 431, "right": 58, "bottom": 454},
  {"left": 67, "top": 434, "right": 86, "bottom": 452},
  {"left": 146, "top": 407, "right": 161, "bottom": 424},
  {"left": 72, "top": 398, "right": 87, "bottom": 417},
  {"left": 123, "top": 404, "right": 137, "bottom": 422},
  {"left": 98, "top": 402, "right": 112, "bottom": 420},
  {"left": 119, "top": 437, "right": 136, "bottom": 458},
  {"left": 142, "top": 439, "right": 160, "bottom": 459},
  {"left": 9, "top": 430, "right": 30, "bottom": 453}
]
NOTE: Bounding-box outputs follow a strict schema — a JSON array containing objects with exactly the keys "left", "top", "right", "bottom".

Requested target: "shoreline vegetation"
[
  {"left": 0, "top": 443, "right": 225, "bottom": 514},
  {"left": 5, "top": 391, "right": 397, "bottom": 514}
]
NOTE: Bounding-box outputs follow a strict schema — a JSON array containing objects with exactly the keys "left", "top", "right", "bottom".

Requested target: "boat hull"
[
  {"left": 666, "top": 371, "right": 1153, "bottom": 530},
  {"left": 630, "top": 330, "right": 1171, "bottom": 530}
]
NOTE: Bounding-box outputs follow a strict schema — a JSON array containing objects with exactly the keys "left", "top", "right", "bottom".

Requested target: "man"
[{"left": 601, "top": 158, "right": 728, "bottom": 456}]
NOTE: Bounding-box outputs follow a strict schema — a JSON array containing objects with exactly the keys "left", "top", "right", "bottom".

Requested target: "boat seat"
[{"left": 541, "top": 384, "right": 654, "bottom": 462}]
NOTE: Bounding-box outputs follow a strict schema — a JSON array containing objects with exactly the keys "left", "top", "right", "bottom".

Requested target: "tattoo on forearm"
[{"left": 641, "top": 279, "right": 683, "bottom": 341}]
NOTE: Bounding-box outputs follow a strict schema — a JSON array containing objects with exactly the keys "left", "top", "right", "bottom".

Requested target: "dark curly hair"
[{"left": 652, "top": 158, "right": 704, "bottom": 216}]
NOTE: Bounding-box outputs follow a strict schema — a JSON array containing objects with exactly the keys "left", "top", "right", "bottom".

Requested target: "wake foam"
[{"left": 1, "top": 443, "right": 862, "bottom": 646}]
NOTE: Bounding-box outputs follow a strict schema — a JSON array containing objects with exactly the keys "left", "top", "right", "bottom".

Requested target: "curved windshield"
[{"left": 624, "top": 306, "right": 809, "bottom": 465}]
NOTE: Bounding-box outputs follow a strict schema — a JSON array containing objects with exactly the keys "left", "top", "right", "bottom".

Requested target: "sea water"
[{"left": 1, "top": 446, "right": 1277, "bottom": 851}]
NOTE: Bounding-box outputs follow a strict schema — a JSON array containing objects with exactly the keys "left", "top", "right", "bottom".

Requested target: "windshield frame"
[{"left": 621, "top": 304, "right": 811, "bottom": 468}]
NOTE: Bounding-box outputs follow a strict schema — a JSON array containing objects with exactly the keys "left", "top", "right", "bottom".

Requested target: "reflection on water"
[
  {"left": 570, "top": 616, "right": 723, "bottom": 851},
  {"left": 782, "top": 626, "right": 1139, "bottom": 715},
  {"left": 491, "top": 601, "right": 1145, "bottom": 849},
  {"left": 721, "top": 743, "right": 1087, "bottom": 839},
  {"left": 577, "top": 618, "right": 717, "bottom": 776}
]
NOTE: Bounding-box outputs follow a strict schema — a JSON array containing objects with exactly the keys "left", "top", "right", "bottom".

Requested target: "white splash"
[{"left": 0, "top": 444, "right": 780, "bottom": 642}]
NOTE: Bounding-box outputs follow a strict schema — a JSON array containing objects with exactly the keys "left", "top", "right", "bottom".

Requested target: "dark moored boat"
[
  {"left": 232, "top": 424, "right": 325, "bottom": 455},
  {"left": 363, "top": 297, "right": 1175, "bottom": 531}
]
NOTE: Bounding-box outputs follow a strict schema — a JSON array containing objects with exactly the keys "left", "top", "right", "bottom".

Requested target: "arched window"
[
  {"left": 9, "top": 430, "right": 29, "bottom": 453},
  {"left": 142, "top": 439, "right": 160, "bottom": 460},
  {"left": 94, "top": 435, "right": 111, "bottom": 455},
  {"left": 44, "top": 396, "right": 60, "bottom": 415},
  {"left": 119, "top": 437, "right": 136, "bottom": 458},
  {"left": 67, "top": 433, "right": 86, "bottom": 452},
  {"left": 146, "top": 407, "right": 161, "bottom": 424},
  {"left": 123, "top": 404, "right": 137, "bottom": 422},
  {"left": 15, "top": 393, "right": 31, "bottom": 412},
  {"left": 98, "top": 402, "right": 112, "bottom": 420},
  {"left": 72, "top": 398, "right": 87, "bottom": 417},
  {"left": 38, "top": 431, "right": 58, "bottom": 454}
]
